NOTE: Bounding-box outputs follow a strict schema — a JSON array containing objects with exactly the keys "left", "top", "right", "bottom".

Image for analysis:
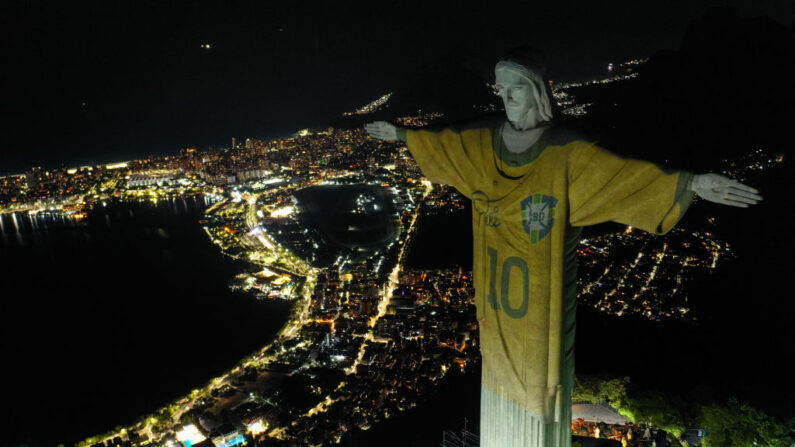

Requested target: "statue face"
[{"left": 494, "top": 68, "right": 536, "bottom": 127}]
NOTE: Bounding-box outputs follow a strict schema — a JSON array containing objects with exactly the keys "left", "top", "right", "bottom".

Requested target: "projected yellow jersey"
[{"left": 399, "top": 118, "right": 694, "bottom": 447}]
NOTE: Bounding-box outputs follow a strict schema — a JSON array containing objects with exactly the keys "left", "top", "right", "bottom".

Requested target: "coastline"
[
  {"left": 3, "top": 196, "right": 292, "bottom": 447},
  {"left": 78, "top": 181, "right": 429, "bottom": 446}
]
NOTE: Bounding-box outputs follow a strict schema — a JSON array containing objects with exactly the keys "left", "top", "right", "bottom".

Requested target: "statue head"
[{"left": 494, "top": 46, "right": 554, "bottom": 130}]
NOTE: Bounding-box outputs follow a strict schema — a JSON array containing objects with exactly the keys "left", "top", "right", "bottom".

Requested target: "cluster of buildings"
[
  {"left": 393, "top": 110, "right": 445, "bottom": 127},
  {"left": 266, "top": 266, "right": 480, "bottom": 444},
  {"left": 576, "top": 225, "right": 729, "bottom": 320},
  {"left": 0, "top": 164, "right": 121, "bottom": 216},
  {"left": 87, "top": 421, "right": 253, "bottom": 447},
  {"left": 721, "top": 147, "right": 785, "bottom": 183},
  {"left": 0, "top": 125, "right": 426, "bottom": 219},
  {"left": 421, "top": 183, "right": 468, "bottom": 215},
  {"left": 126, "top": 170, "right": 175, "bottom": 187},
  {"left": 342, "top": 93, "right": 392, "bottom": 116}
]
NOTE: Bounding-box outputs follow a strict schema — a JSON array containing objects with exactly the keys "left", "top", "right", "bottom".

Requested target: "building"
[{"left": 210, "top": 424, "right": 246, "bottom": 447}]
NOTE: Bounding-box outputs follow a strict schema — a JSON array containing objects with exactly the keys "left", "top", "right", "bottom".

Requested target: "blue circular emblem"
[{"left": 521, "top": 194, "right": 558, "bottom": 243}]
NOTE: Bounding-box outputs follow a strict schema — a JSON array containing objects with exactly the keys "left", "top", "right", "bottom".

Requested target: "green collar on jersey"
[{"left": 492, "top": 120, "right": 555, "bottom": 169}]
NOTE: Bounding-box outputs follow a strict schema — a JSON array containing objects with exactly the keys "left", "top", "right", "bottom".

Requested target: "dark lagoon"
[
  {"left": 2, "top": 197, "right": 292, "bottom": 447},
  {"left": 292, "top": 184, "right": 400, "bottom": 266}
]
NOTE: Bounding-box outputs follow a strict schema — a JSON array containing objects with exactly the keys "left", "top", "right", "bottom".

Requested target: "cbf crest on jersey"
[{"left": 521, "top": 194, "right": 558, "bottom": 244}]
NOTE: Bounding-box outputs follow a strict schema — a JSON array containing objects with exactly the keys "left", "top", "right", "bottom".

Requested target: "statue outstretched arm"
[
  {"left": 363, "top": 120, "right": 484, "bottom": 198},
  {"left": 690, "top": 173, "right": 762, "bottom": 208},
  {"left": 568, "top": 142, "right": 695, "bottom": 235}
]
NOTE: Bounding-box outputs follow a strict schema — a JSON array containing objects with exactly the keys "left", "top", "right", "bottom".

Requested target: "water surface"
[{"left": 2, "top": 197, "right": 291, "bottom": 447}]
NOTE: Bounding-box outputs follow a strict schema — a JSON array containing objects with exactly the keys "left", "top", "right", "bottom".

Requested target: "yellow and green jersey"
[{"left": 399, "top": 118, "right": 694, "bottom": 447}]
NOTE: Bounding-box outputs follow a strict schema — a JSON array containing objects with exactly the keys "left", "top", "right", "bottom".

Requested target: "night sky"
[{"left": 3, "top": 0, "right": 793, "bottom": 175}]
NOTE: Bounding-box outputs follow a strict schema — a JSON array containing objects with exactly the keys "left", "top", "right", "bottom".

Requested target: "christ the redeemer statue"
[{"left": 365, "top": 46, "right": 762, "bottom": 447}]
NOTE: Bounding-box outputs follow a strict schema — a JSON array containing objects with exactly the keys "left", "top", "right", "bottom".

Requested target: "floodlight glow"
[
  {"left": 176, "top": 424, "right": 206, "bottom": 447},
  {"left": 247, "top": 419, "right": 267, "bottom": 435},
  {"left": 272, "top": 276, "right": 291, "bottom": 285},
  {"left": 270, "top": 206, "right": 294, "bottom": 218},
  {"left": 257, "top": 235, "right": 274, "bottom": 249},
  {"left": 258, "top": 267, "right": 276, "bottom": 276}
]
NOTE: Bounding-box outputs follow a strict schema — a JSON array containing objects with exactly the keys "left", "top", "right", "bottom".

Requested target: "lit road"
[{"left": 273, "top": 179, "right": 434, "bottom": 435}]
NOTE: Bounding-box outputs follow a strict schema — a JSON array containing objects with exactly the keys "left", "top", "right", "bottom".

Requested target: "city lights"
[{"left": 175, "top": 424, "right": 206, "bottom": 447}]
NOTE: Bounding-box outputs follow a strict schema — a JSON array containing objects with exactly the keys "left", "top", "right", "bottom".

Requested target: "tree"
[
  {"left": 621, "top": 389, "right": 686, "bottom": 437},
  {"left": 698, "top": 398, "right": 791, "bottom": 447},
  {"left": 573, "top": 375, "right": 629, "bottom": 406}
]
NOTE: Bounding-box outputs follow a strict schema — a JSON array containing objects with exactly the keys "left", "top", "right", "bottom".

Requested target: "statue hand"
[
  {"left": 690, "top": 173, "right": 763, "bottom": 208},
  {"left": 364, "top": 121, "right": 398, "bottom": 141}
]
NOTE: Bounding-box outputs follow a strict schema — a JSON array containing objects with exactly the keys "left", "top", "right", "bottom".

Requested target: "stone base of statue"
[{"left": 480, "top": 385, "right": 573, "bottom": 447}]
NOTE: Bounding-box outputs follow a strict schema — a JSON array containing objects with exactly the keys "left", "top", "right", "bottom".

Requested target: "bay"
[{"left": 2, "top": 197, "right": 291, "bottom": 447}]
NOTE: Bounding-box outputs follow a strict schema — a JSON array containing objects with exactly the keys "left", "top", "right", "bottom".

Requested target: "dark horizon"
[{"left": 3, "top": 1, "right": 794, "bottom": 175}]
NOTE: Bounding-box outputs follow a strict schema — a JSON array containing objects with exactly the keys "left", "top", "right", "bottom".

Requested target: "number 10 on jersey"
[{"left": 486, "top": 246, "right": 530, "bottom": 319}]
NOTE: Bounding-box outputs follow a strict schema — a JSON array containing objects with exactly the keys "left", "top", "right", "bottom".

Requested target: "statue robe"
[{"left": 398, "top": 118, "right": 694, "bottom": 447}]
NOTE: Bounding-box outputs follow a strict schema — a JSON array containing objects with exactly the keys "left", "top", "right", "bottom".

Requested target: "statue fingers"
[
  {"left": 708, "top": 193, "right": 728, "bottom": 204},
  {"left": 729, "top": 180, "right": 760, "bottom": 194},
  {"left": 724, "top": 199, "right": 750, "bottom": 208},
  {"left": 724, "top": 192, "right": 759, "bottom": 206},
  {"left": 728, "top": 187, "right": 763, "bottom": 201},
  {"left": 710, "top": 195, "right": 747, "bottom": 207}
]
